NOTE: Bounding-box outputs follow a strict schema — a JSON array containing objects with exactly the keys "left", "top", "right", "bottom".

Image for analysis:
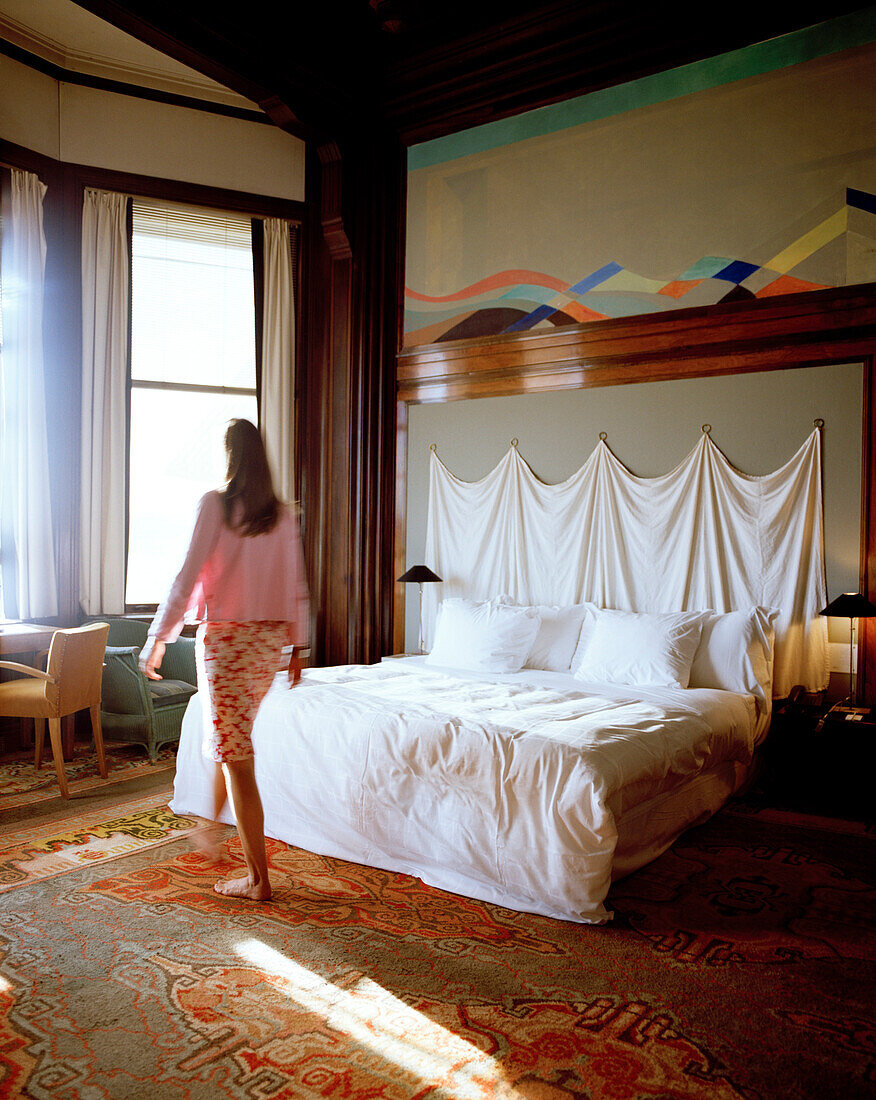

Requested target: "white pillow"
[
  {"left": 426, "top": 597, "right": 540, "bottom": 673},
  {"left": 569, "top": 603, "right": 600, "bottom": 671},
  {"left": 573, "top": 608, "right": 706, "bottom": 688},
  {"left": 524, "top": 603, "right": 595, "bottom": 672},
  {"left": 687, "top": 607, "right": 779, "bottom": 707}
]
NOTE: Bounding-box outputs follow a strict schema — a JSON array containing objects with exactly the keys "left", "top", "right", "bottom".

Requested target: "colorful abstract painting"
[{"left": 404, "top": 188, "right": 876, "bottom": 345}]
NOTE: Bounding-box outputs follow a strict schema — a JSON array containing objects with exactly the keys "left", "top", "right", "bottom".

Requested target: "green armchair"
[{"left": 95, "top": 618, "right": 198, "bottom": 762}]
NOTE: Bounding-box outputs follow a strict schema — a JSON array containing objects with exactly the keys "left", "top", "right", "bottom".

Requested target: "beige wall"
[
  {"left": 0, "top": 52, "right": 305, "bottom": 200},
  {"left": 404, "top": 363, "right": 864, "bottom": 653}
]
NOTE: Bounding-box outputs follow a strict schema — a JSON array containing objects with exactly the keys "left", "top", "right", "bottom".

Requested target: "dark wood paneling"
[{"left": 299, "top": 135, "right": 406, "bottom": 666}]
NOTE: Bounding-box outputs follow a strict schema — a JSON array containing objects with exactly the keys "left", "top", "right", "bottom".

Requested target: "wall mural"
[
  {"left": 404, "top": 14, "right": 876, "bottom": 348},
  {"left": 405, "top": 188, "right": 876, "bottom": 345}
]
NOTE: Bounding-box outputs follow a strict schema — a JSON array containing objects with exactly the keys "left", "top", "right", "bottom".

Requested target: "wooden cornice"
[
  {"left": 317, "top": 142, "right": 352, "bottom": 260},
  {"left": 397, "top": 284, "right": 876, "bottom": 403}
]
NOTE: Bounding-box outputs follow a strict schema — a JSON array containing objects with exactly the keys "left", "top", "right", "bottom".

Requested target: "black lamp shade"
[
  {"left": 397, "top": 565, "right": 442, "bottom": 584},
  {"left": 819, "top": 592, "right": 876, "bottom": 618}
]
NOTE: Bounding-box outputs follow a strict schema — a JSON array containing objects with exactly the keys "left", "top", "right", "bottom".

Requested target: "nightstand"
[{"left": 765, "top": 694, "right": 875, "bottom": 821}]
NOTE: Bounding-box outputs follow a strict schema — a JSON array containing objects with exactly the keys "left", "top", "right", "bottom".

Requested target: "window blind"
[{"left": 131, "top": 198, "right": 256, "bottom": 390}]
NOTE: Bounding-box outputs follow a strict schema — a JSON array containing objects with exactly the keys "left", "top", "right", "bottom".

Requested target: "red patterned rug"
[
  {"left": 0, "top": 796, "right": 872, "bottom": 1098},
  {"left": 0, "top": 742, "right": 176, "bottom": 809}
]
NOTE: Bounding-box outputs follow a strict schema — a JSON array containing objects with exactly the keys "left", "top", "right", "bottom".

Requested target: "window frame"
[{"left": 71, "top": 173, "right": 305, "bottom": 615}]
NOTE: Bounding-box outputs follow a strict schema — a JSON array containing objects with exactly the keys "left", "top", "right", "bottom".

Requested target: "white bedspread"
[{"left": 170, "top": 657, "right": 756, "bottom": 924}]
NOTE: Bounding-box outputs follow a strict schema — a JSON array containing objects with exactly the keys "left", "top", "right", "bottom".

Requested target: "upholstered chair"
[
  {"left": 0, "top": 622, "right": 110, "bottom": 798},
  {"left": 96, "top": 618, "right": 197, "bottom": 762}
]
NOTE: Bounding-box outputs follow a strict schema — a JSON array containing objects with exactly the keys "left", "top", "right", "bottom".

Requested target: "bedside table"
[{"left": 765, "top": 695, "right": 875, "bottom": 821}]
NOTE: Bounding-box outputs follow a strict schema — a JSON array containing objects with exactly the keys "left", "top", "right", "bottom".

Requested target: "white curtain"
[
  {"left": 80, "top": 189, "right": 129, "bottom": 616},
  {"left": 0, "top": 168, "right": 59, "bottom": 619},
  {"left": 260, "top": 218, "right": 295, "bottom": 502},
  {"left": 423, "top": 430, "right": 829, "bottom": 697}
]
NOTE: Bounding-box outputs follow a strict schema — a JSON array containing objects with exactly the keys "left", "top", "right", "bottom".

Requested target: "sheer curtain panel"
[
  {"left": 80, "top": 189, "right": 130, "bottom": 616},
  {"left": 0, "top": 168, "right": 59, "bottom": 619},
  {"left": 259, "top": 218, "right": 295, "bottom": 502}
]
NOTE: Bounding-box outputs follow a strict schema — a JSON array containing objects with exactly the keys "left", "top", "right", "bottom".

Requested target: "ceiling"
[
  {"left": 4, "top": 1, "right": 870, "bottom": 144},
  {"left": 0, "top": 0, "right": 255, "bottom": 109}
]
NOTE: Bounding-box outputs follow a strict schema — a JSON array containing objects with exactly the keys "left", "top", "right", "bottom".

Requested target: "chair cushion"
[{"left": 149, "top": 679, "right": 197, "bottom": 708}]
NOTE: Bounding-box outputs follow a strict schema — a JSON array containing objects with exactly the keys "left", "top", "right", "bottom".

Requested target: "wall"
[
  {"left": 0, "top": 51, "right": 305, "bottom": 199},
  {"left": 404, "top": 14, "right": 876, "bottom": 345},
  {"left": 403, "top": 363, "right": 864, "bottom": 656}
]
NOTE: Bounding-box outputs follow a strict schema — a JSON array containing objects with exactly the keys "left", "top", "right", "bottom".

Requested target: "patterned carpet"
[
  {"left": 0, "top": 763, "right": 873, "bottom": 1098},
  {"left": 0, "top": 743, "right": 177, "bottom": 810}
]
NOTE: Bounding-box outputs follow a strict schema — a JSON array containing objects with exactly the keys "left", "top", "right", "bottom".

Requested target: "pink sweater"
[{"left": 148, "top": 490, "right": 310, "bottom": 645}]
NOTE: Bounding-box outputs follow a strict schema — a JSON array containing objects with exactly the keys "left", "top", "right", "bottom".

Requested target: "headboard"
[
  {"left": 421, "top": 429, "right": 827, "bottom": 698},
  {"left": 394, "top": 284, "right": 876, "bottom": 699}
]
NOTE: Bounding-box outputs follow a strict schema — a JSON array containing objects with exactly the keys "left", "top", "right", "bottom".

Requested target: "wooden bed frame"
[{"left": 393, "top": 283, "right": 876, "bottom": 699}]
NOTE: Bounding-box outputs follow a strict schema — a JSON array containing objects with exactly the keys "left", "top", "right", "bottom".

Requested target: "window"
[{"left": 126, "top": 200, "right": 258, "bottom": 606}]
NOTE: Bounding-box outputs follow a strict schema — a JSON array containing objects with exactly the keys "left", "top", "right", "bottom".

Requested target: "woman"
[{"left": 139, "top": 419, "right": 309, "bottom": 901}]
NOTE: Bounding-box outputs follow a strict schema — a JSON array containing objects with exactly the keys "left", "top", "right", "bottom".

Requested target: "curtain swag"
[{"left": 423, "top": 429, "right": 829, "bottom": 697}]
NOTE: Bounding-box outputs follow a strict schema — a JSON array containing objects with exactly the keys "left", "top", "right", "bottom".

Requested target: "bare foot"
[
  {"left": 194, "top": 824, "right": 225, "bottom": 863},
  {"left": 213, "top": 875, "right": 272, "bottom": 901}
]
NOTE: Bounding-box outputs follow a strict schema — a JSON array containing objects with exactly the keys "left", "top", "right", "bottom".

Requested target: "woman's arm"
[{"left": 142, "top": 493, "right": 222, "bottom": 676}]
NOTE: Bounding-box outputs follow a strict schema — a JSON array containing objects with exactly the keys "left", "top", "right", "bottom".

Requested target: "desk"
[
  {"left": 0, "top": 622, "right": 74, "bottom": 759},
  {"left": 0, "top": 622, "right": 56, "bottom": 655}
]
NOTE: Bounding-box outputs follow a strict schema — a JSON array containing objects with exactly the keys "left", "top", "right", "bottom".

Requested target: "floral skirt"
[{"left": 195, "top": 620, "right": 289, "bottom": 763}]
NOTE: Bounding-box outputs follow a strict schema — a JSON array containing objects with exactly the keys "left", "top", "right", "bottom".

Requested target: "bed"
[
  {"left": 170, "top": 428, "right": 827, "bottom": 924},
  {"left": 170, "top": 602, "right": 774, "bottom": 924}
]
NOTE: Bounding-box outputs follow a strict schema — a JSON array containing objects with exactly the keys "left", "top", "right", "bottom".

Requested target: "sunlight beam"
[{"left": 233, "top": 937, "right": 502, "bottom": 1095}]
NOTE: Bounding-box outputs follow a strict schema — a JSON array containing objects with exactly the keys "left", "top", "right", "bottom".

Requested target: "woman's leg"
[
  {"left": 201, "top": 620, "right": 288, "bottom": 899},
  {"left": 214, "top": 757, "right": 271, "bottom": 900},
  {"left": 193, "top": 625, "right": 232, "bottom": 862}
]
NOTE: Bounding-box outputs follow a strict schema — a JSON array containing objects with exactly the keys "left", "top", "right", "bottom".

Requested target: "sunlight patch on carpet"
[{"left": 234, "top": 937, "right": 500, "bottom": 1095}]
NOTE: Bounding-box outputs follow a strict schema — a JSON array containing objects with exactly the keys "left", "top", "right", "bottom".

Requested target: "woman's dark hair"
[{"left": 220, "top": 419, "right": 280, "bottom": 536}]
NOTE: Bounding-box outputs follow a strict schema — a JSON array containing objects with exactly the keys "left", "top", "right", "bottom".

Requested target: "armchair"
[
  {"left": 95, "top": 618, "right": 197, "bottom": 762},
  {"left": 0, "top": 623, "right": 109, "bottom": 798}
]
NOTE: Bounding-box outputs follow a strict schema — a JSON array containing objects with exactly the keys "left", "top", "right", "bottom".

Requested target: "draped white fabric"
[
  {"left": 423, "top": 430, "right": 829, "bottom": 697},
  {"left": 259, "top": 218, "right": 295, "bottom": 502},
  {"left": 0, "top": 169, "right": 59, "bottom": 618},
  {"left": 79, "top": 189, "right": 129, "bottom": 616}
]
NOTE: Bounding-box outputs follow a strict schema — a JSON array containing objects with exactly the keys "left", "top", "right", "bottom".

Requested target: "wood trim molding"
[
  {"left": 393, "top": 284, "right": 876, "bottom": 689},
  {"left": 70, "top": 163, "right": 305, "bottom": 221},
  {"left": 398, "top": 283, "right": 876, "bottom": 404}
]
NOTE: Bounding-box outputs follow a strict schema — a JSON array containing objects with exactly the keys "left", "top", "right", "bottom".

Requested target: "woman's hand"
[{"left": 139, "top": 638, "right": 166, "bottom": 680}]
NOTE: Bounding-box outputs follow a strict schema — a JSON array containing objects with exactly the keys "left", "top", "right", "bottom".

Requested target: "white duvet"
[{"left": 170, "top": 657, "right": 757, "bottom": 924}]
